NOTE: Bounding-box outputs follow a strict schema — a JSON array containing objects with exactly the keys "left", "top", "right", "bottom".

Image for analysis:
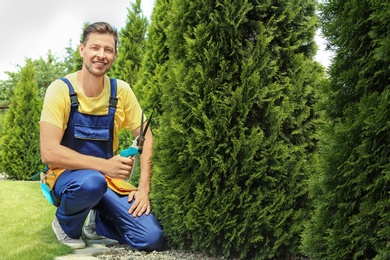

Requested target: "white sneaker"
[
  {"left": 52, "top": 216, "right": 86, "bottom": 249},
  {"left": 83, "top": 210, "right": 105, "bottom": 240}
]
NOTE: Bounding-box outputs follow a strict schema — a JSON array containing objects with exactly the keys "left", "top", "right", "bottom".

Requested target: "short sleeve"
[{"left": 40, "top": 79, "right": 70, "bottom": 131}]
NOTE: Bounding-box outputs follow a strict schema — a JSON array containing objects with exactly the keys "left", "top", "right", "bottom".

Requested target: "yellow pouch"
[
  {"left": 105, "top": 175, "right": 137, "bottom": 195},
  {"left": 41, "top": 167, "right": 66, "bottom": 190}
]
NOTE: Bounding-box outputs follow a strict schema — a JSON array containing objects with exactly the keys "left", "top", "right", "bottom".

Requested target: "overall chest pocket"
[{"left": 74, "top": 124, "right": 110, "bottom": 141}]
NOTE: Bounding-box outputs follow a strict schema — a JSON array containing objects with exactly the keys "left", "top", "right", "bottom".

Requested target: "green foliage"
[
  {"left": 149, "top": 0, "right": 322, "bottom": 258},
  {"left": 134, "top": 0, "right": 171, "bottom": 120},
  {"left": 302, "top": 0, "right": 390, "bottom": 258},
  {"left": 73, "top": 46, "right": 83, "bottom": 72},
  {"left": 0, "top": 113, "right": 3, "bottom": 135},
  {"left": 0, "top": 70, "right": 21, "bottom": 109},
  {"left": 0, "top": 60, "right": 43, "bottom": 179},
  {"left": 63, "top": 39, "right": 77, "bottom": 73},
  {"left": 33, "top": 51, "right": 74, "bottom": 99},
  {"left": 0, "top": 50, "right": 72, "bottom": 178},
  {"left": 111, "top": 0, "right": 149, "bottom": 86},
  {"left": 0, "top": 51, "right": 74, "bottom": 106}
]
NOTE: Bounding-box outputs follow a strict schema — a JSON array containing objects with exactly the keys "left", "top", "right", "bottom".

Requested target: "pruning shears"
[{"left": 120, "top": 110, "right": 153, "bottom": 180}]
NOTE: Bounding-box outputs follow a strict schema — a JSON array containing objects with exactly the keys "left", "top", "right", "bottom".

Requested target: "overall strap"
[
  {"left": 109, "top": 78, "right": 118, "bottom": 109},
  {"left": 59, "top": 78, "right": 78, "bottom": 150},
  {"left": 60, "top": 78, "right": 78, "bottom": 107}
]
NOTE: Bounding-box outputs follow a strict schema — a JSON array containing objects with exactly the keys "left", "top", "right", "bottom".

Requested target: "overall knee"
[
  {"left": 145, "top": 226, "right": 164, "bottom": 251},
  {"left": 79, "top": 171, "right": 107, "bottom": 200},
  {"left": 129, "top": 225, "right": 164, "bottom": 251}
]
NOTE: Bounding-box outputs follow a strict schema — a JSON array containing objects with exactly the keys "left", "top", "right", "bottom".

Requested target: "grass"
[{"left": 0, "top": 180, "right": 72, "bottom": 259}]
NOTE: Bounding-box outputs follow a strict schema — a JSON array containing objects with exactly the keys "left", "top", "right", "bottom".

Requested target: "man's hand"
[
  {"left": 128, "top": 190, "right": 150, "bottom": 217},
  {"left": 102, "top": 155, "right": 134, "bottom": 179}
]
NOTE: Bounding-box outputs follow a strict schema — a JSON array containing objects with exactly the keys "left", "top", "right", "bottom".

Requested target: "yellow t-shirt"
[{"left": 40, "top": 72, "right": 143, "bottom": 153}]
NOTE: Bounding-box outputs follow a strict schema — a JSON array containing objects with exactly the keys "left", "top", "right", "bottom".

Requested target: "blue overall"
[{"left": 52, "top": 78, "right": 164, "bottom": 251}]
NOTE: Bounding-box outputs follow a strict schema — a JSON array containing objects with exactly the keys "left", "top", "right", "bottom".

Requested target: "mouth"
[{"left": 93, "top": 61, "right": 107, "bottom": 68}]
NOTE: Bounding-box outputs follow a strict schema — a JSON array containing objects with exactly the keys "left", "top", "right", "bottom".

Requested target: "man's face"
[{"left": 79, "top": 33, "right": 117, "bottom": 77}]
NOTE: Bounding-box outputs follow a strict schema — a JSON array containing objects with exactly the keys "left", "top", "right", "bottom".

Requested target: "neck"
[{"left": 77, "top": 69, "right": 105, "bottom": 97}]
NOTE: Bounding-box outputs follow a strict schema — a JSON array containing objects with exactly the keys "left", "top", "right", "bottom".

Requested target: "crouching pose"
[{"left": 39, "top": 21, "right": 164, "bottom": 250}]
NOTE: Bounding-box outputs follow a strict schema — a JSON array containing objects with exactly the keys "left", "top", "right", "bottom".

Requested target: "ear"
[{"left": 78, "top": 44, "right": 85, "bottom": 58}]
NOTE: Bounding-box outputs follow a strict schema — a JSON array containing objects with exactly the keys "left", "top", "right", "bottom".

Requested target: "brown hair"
[{"left": 82, "top": 22, "right": 118, "bottom": 49}]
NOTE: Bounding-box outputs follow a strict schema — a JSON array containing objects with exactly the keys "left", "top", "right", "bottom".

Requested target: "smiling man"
[{"left": 39, "top": 22, "right": 164, "bottom": 251}]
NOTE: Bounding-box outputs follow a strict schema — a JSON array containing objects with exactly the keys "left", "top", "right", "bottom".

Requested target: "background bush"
[{"left": 148, "top": 0, "right": 323, "bottom": 258}]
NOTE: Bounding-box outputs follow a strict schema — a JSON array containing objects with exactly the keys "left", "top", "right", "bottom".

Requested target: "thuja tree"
[
  {"left": 110, "top": 0, "right": 148, "bottom": 87},
  {"left": 301, "top": 0, "right": 390, "bottom": 259},
  {"left": 0, "top": 60, "right": 43, "bottom": 179},
  {"left": 150, "top": 0, "right": 322, "bottom": 258},
  {"left": 134, "top": 0, "right": 171, "bottom": 121},
  {"left": 0, "top": 70, "right": 20, "bottom": 110}
]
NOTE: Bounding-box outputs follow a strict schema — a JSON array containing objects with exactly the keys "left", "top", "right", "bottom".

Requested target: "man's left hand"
[{"left": 128, "top": 190, "right": 151, "bottom": 217}]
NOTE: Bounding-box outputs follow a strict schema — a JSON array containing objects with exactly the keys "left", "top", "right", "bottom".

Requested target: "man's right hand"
[{"left": 103, "top": 155, "right": 134, "bottom": 180}]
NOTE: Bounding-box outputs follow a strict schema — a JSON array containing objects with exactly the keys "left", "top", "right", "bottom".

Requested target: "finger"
[
  {"left": 137, "top": 204, "right": 146, "bottom": 217},
  {"left": 121, "top": 163, "right": 132, "bottom": 172},
  {"left": 135, "top": 204, "right": 149, "bottom": 217},
  {"left": 119, "top": 157, "right": 132, "bottom": 168},
  {"left": 132, "top": 205, "right": 139, "bottom": 217},
  {"left": 128, "top": 157, "right": 134, "bottom": 164},
  {"left": 133, "top": 203, "right": 143, "bottom": 217},
  {"left": 129, "top": 201, "right": 138, "bottom": 215},
  {"left": 128, "top": 193, "right": 137, "bottom": 213},
  {"left": 145, "top": 205, "right": 151, "bottom": 216},
  {"left": 128, "top": 191, "right": 135, "bottom": 202},
  {"left": 123, "top": 171, "right": 131, "bottom": 179}
]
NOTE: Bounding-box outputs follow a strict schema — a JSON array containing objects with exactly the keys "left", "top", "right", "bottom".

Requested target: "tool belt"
[
  {"left": 41, "top": 166, "right": 137, "bottom": 195},
  {"left": 104, "top": 175, "right": 137, "bottom": 195},
  {"left": 41, "top": 167, "right": 66, "bottom": 190}
]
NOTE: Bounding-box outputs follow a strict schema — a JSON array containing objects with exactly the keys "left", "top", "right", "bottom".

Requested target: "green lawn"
[{"left": 0, "top": 180, "right": 72, "bottom": 259}]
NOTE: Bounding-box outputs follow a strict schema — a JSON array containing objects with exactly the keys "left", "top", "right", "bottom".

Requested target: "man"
[{"left": 40, "top": 22, "right": 164, "bottom": 251}]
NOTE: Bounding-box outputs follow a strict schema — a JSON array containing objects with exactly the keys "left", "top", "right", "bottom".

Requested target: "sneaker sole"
[
  {"left": 52, "top": 219, "right": 86, "bottom": 249},
  {"left": 83, "top": 228, "right": 106, "bottom": 240}
]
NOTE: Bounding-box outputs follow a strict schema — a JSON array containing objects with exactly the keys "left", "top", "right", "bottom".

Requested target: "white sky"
[{"left": 0, "top": 0, "right": 330, "bottom": 80}]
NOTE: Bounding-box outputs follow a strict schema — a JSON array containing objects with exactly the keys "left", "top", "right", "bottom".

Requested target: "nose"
[{"left": 97, "top": 48, "right": 105, "bottom": 58}]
